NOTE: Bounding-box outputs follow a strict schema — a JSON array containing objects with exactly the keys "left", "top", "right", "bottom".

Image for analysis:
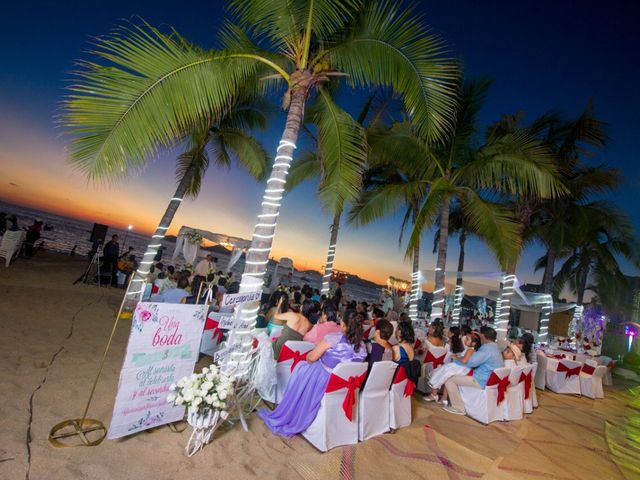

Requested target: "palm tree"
[
  {"left": 432, "top": 204, "right": 469, "bottom": 288},
  {"left": 122, "top": 105, "right": 270, "bottom": 304},
  {"left": 63, "top": 1, "right": 460, "bottom": 370},
  {"left": 544, "top": 202, "right": 639, "bottom": 305},
  {"left": 348, "top": 126, "right": 436, "bottom": 318},
  {"left": 372, "top": 80, "right": 564, "bottom": 317}
]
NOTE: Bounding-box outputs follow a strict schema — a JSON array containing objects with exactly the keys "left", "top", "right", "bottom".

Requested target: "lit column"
[
  {"left": 409, "top": 271, "right": 421, "bottom": 321},
  {"left": 538, "top": 293, "right": 554, "bottom": 343},
  {"left": 566, "top": 304, "right": 583, "bottom": 345},
  {"left": 495, "top": 274, "right": 516, "bottom": 339},
  {"left": 451, "top": 284, "right": 464, "bottom": 326},
  {"left": 430, "top": 268, "right": 445, "bottom": 319}
]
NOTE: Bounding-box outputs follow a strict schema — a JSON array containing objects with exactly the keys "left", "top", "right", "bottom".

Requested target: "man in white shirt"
[
  {"left": 152, "top": 277, "right": 190, "bottom": 303},
  {"left": 194, "top": 254, "right": 217, "bottom": 277}
]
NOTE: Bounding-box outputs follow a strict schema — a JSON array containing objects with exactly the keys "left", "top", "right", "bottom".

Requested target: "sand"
[{"left": 0, "top": 252, "right": 636, "bottom": 480}]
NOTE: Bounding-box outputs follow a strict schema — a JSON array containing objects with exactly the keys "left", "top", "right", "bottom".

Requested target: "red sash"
[
  {"left": 486, "top": 372, "right": 510, "bottom": 405},
  {"left": 424, "top": 350, "right": 446, "bottom": 369},
  {"left": 325, "top": 371, "right": 367, "bottom": 421},
  {"left": 581, "top": 363, "right": 595, "bottom": 376},
  {"left": 204, "top": 318, "right": 224, "bottom": 344},
  {"left": 557, "top": 362, "right": 581, "bottom": 378},
  {"left": 519, "top": 371, "right": 532, "bottom": 400},
  {"left": 277, "top": 344, "right": 308, "bottom": 372},
  {"left": 393, "top": 366, "right": 415, "bottom": 397},
  {"left": 363, "top": 327, "right": 372, "bottom": 340}
]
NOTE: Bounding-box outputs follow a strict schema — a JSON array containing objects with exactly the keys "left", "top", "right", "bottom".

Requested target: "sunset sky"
[{"left": 1, "top": 0, "right": 639, "bottom": 286}]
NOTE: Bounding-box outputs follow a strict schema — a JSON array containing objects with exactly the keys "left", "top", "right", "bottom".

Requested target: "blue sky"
[{"left": 1, "top": 0, "right": 638, "bottom": 289}]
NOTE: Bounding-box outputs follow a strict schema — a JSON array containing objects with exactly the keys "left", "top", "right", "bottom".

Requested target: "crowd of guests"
[{"left": 250, "top": 285, "right": 536, "bottom": 436}]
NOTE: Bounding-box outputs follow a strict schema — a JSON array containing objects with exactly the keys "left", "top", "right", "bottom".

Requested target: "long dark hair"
[
  {"left": 468, "top": 332, "right": 482, "bottom": 351},
  {"left": 430, "top": 320, "right": 444, "bottom": 340},
  {"left": 449, "top": 326, "right": 464, "bottom": 354},
  {"left": 343, "top": 310, "right": 364, "bottom": 352},
  {"left": 517, "top": 333, "right": 533, "bottom": 360},
  {"left": 321, "top": 303, "right": 338, "bottom": 324},
  {"left": 270, "top": 291, "right": 289, "bottom": 313},
  {"left": 397, "top": 321, "right": 415, "bottom": 345}
]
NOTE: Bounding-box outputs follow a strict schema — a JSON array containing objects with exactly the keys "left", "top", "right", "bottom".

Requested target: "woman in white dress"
[{"left": 424, "top": 332, "right": 482, "bottom": 404}]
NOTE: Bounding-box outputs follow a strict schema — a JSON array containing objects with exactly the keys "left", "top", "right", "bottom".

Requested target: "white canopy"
[{"left": 172, "top": 226, "right": 252, "bottom": 271}]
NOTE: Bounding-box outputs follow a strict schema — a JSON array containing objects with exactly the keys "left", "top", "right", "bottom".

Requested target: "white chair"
[
  {"left": 389, "top": 364, "right": 414, "bottom": 430},
  {"left": 599, "top": 356, "right": 614, "bottom": 386},
  {"left": 302, "top": 362, "right": 368, "bottom": 451},
  {"left": 358, "top": 361, "right": 397, "bottom": 441},
  {"left": 524, "top": 364, "right": 537, "bottom": 412},
  {"left": 417, "top": 345, "right": 448, "bottom": 393},
  {"left": 505, "top": 365, "right": 533, "bottom": 419},
  {"left": 534, "top": 352, "right": 547, "bottom": 390},
  {"left": 546, "top": 359, "right": 581, "bottom": 395},
  {"left": 459, "top": 367, "right": 511, "bottom": 424},
  {"left": 579, "top": 360, "right": 606, "bottom": 399},
  {"left": 0, "top": 230, "right": 25, "bottom": 267},
  {"left": 275, "top": 341, "right": 315, "bottom": 403}
]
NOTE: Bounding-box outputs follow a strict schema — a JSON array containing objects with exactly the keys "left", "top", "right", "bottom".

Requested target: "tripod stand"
[{"left": 73, "top": 252, "right": 102, "bottom": 286}]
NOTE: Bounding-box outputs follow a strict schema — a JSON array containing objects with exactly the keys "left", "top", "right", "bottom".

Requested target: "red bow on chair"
[
  {"left": 581, "top": 363, "right": 595, "bottom": 375},
  {"left": 363, "top": 328, "right": 372, "bottom": 340},
  {"left": 424, "top": 351, "right": 446, "bottom": 369},
  {"left": 277, "top": 344, "right": 308, "bottom": 372},
  {"left": 414, "top": 339, "right": 422, "bottom": 349},
  {"left": 557, "top": 362, "right": 581, "bottom": 379},
  {"left": 486, "top": 372, "right": 510, "bottom": 405},
  {"left": 467, "top": 368, "right": 475, "bottom": 377},
  {"left": 393, "top": 366, "right": 415, "bottom": 397},
  {"left": 325, "top": 371, "right": 367, "bottom": 421},
  {"left": 519, "top": 371, "right": 532, "bottom": 400},
  {"left": 204, "top": 318, "right": 225, "bottom": 344}
]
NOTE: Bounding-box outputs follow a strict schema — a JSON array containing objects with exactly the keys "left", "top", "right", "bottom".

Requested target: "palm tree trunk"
[
  {"left": 321, "top": 210, "right": 341, "bottom": 295},
  {"left": 432, "top": 196, "right": 450, "bottom": 317},
  {"left": 456, "top": 232, "right": 466, "bottom": 288},
  {"left": 577, "top": 265, "right": 589, "bottom": 305},
  {"left": 541, "top": 245, "right": 556, "bottom": 294},
  {"left": 122, "top": 159, "right": 198, "bottom": 311},
  {"left": 228, "top": 79, "right": 310, "bottom": 375},
  {"left": 409, "top": 242, "right": 421, "bottom": 321}
]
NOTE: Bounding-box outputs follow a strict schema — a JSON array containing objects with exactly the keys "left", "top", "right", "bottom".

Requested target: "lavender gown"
[{"left": 258, "top": 333, "right": 366, "bottom": 437}]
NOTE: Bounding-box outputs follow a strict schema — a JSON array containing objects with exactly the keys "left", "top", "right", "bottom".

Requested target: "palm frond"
[
  {"left": 63, "top": 22, "right": 264, "bottom": 181},
  {"left": 348, "top": 180, "right": 424, "bottom": 227},
  {"left": 313, "top": 88, "right": 367, "bottom": 213},
  {"left": 327, "top": 0, "right": 460, "bottom": 143},
  {"left": 176, "top": 125, "right": 211, "bottom": 199},
  {"left": 216, "top": 127, "right": 269, "bottom": 180},
  {"left": 286, "top": 151, "right": 322, "bottom": 191}
]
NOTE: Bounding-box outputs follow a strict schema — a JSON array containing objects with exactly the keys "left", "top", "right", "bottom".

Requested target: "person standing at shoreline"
[{"left": 103, "top": 235, "right": 119, "bottom": 287}]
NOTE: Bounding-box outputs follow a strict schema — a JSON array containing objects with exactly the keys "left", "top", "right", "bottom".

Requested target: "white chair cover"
[
  {"left": 534, "top": 352, "right": 547, "bottom": 390},
  {"left": 275, "top": 340, "right": 315, "bottom": 403},
  {"left": 524, "top": 364, "right": 537, "bottom": 413},
  {"left": 599, "top": 356, "right": 614, "bottom": 386},
  {"left": 389, "top": 364, "right": 413, "bottom": 430},
  {"left": 505, "top": 365, "right": 530, "bottom": 420},
  {"left": 302, "top": 362, "right": 368, "bottom": 451},
  {"left": 417, "top": 344, "right": 448, "bottom": 393},
  {"left": 358, "top": 361, "right": 397, "bottom": 441},
  {"left": 459, "top": 367, "right": 511, "bottom": 424},
  {"left": 546, "top": 359, "right": 581, "bottom": 395},
  {"left": 579, "top": 360, "right": 606, "bottom": 399},
  {"left": 0, "top": 230, "right": 25, "bottom": 267}
]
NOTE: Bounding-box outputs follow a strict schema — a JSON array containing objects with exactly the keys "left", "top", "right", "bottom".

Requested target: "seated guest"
[
  {"left": 426, "top": 320, "right": 445, "bottom": 348},
  {"left": 502, "top": 343, "right": 525, "bottom": 368},
  {"left": 426, "top": 331, "right": 481, "bottom": 404},
  {"left": 272, "top": 299, "right": 314, "bottom": 359},
  {"left": 182, "top": 275, "right": 206, "bottom": 304},
  {"left": 392, "top": 321, "right": 415, "bottom": 364},
  {"left": 516, "top": 333, "right": 534, "bottom": 363},
  {"left": 258, "top": 310, "right": 366, "bottom": 437},
  {"left": 370, "top": 308, "right": 384, "bottom": 327},
  {"left": 303, "top": 303, "right": 341, "bottom": 344},
  {"left": 442, "top": 326, "right": 504, "bottom": 415},
  {"left": 152, "top": 277, "right": 189, "bottom": 304},
  {"left": 367, "top": 319, "right": 394, "bottom": 368}
]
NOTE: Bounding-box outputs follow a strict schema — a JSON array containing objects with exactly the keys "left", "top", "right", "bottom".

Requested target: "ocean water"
[
  {"left": 0, "top": 200, "right": 383, "bottom": 301},
  {"left": 0, "top": 200, "right": 156, "bottom": 257}
]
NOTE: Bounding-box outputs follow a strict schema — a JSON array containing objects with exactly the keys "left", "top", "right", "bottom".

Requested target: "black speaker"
[{"left": 90, "top": 223, "right": 109, "bottom": 243}]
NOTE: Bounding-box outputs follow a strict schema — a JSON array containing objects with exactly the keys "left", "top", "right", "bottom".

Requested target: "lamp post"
[{"left": 123, "top": 225, "right": 133, "bottom": 248}]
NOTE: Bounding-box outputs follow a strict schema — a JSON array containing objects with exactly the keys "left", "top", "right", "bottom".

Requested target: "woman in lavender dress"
[{"left": 258, "top": 310, "right": 366, "bottom": 437}]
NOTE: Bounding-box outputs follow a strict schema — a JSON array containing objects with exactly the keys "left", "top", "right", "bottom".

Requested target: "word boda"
[{"left": 152, "top": 315, "right": 183, "bottom": 347}]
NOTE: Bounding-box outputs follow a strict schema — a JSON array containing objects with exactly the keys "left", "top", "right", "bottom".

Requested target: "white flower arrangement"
[
  {"left": 167, "top": 365, "right": 234, "bottom": 419},
  {"left": 183, "top": 230, "right": 204, "bottom": 246}
]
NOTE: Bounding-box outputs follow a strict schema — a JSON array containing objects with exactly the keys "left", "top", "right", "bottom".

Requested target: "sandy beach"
[{"left": 1, "top": 252, "right": 636, "bottom": 480}]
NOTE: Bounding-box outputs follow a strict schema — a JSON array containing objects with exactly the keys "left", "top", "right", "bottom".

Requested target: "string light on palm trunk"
[
  {"left": 409, "top": 271, "right": 421, "bottom": 321},
  {"left": 452, "top": 284, "right": 464, "bottom": 325},
  {"left": 224, "top": 139, "right": 296, "bottom": 378},
  {"left": 538, "top": 294, "right": 554, "bottom": 343},
  {"left": 495, "top": 274, "right": 517, "bottom": 335}
]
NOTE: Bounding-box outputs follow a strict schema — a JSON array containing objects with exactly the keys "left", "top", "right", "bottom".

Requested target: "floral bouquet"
[
  {"left": 183, "top": 230, "right": 204, "bottom": 246},
  {"left": 168, "top": 365, "right": 235, "bottom": 456},
  {"left": 168, "top": 365, "right": 234, "bottom": 418}
]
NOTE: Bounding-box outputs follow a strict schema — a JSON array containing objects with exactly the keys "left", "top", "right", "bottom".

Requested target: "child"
[
  {"left": 502, "top": 344, "right": 523, "bottom": 368},
  {"left": 424, "top": 332, "right": 482, "bottom": 404}
]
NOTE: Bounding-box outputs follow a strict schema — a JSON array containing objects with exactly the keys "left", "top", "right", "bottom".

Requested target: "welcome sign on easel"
[{"left": 108, "top": 302, "right": 207, "bottom": 439}]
